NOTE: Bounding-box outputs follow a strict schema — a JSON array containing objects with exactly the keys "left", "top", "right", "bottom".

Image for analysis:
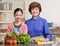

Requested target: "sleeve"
[
  {"left": 43, "top": 20, "right": 52, "bottom": 41},
  {"left": 25, "top": 21, "right": 27, "bottom": 24},
  {"left": 7, "top": 23, "right": 13, "bottom": 32},
  {"left": 22, "top": 24, "right": 28, "bottom": 34}
]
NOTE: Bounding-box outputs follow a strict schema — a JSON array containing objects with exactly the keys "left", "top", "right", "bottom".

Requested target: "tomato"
[
  {"left": 5, "top": 36, "right": 18, "bottom": 45},
  {"left": 5, "top": 40, "right": 10, "bottom": 44},
  {"left": 5, "top": 39, "right": 12, "bottom": 45},
  {"left": 12, "top": 39, "right": 17, "bottom": 45},
  {"left": 9, "top": 40, "right": 12, "bottom": 45}
]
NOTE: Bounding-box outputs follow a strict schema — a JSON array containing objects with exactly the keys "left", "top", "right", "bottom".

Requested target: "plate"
[
  {"left": 31, "top": 36, "right": 54, "bottom": 44},
  {"left": 37, "top": 41, "right": 54, "bottom": 44}
]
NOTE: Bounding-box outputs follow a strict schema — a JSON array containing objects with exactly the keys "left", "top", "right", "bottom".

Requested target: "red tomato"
[
  {"left": 5, "top": 40, "right": 10, "bottom": 44},
  {"left": 5, "top": 40, "right": 12, "bottom": 45},
  {"left": 12, "top": 39, "right": 17, "bottom": 45}
]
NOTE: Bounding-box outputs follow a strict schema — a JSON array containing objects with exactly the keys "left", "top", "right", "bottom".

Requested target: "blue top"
[
  {"left": 25, "top": 16, "right": 52, "bottom": 41},
  {"left": 12, "top": 25, "right": 23, "bottom": 34}
]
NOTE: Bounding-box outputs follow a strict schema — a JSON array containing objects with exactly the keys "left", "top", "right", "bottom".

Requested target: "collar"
[{"left": 31, "top": 16, "right": 41, "bottom": 21}]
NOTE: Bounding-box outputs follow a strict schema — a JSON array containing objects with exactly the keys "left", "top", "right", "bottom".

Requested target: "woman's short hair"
[
  {"left": 14, "top": 8, "right": 23, "bottom": 15},
  {"left": 29, "top": 2, "right": 42, "bottom": 13}
]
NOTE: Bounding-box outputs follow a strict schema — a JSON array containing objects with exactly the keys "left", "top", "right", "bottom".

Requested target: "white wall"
[{"left": 25, "top": 0, "right": 60, "bottom": 27}]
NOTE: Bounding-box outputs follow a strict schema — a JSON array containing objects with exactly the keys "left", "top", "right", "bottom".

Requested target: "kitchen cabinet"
[{"left": 0, "top": 0, "right": 26, "bottom": 29}]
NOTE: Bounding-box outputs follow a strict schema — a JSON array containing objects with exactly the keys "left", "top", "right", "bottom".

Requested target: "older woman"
[{"left": 25, "top": 2, "right": 52, "bottom": 41}]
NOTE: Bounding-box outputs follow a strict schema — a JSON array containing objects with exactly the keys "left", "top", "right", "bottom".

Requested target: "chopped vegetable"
[
  {"left": 10, "top": 32, "right": 30, "bottom": 44},
  {"left": 10, "top": 32, "right": 17, "bottom": 38}
]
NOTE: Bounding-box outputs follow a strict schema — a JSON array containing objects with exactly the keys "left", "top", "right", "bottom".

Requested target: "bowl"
[
  {"left": 0, "top": 29, "right": 7, "bottom": 33},
  {"left": 55, "top": 36, "right": 60, "bottom": 43}
]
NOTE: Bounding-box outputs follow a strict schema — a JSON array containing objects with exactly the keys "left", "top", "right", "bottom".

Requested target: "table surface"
[{"left": 0, "top": 42, "right": 60, "bottom": 46}]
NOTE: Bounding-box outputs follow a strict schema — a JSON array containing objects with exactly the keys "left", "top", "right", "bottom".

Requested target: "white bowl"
[{"left": 55, "top": 37, "right": 60, "bottom": 43}]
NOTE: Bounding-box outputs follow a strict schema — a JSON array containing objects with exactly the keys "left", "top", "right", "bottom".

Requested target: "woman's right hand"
[{"left": 30, "top": 38, "right": 35, "bottom": 43}]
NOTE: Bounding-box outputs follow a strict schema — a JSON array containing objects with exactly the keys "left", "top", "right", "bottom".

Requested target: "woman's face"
[
  {"left": 31, "top": 7, "right": 40, "bottom": 17},
  {"left": 14, "top": 11, "right": 23, "bottom": 22}
]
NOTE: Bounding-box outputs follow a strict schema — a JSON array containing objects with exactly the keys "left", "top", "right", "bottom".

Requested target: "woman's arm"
[
  {"left": 7, "top": 23, "right": 13, "bottom": 32},
  {"left": 7, "top": 23, "right": 13, "bottom": 36},
  {"left": 22, "top": 24, "right": 28, "bottom": 34},
  {"left": 43, "top": 20, "right": 52, "bottom": 41}
]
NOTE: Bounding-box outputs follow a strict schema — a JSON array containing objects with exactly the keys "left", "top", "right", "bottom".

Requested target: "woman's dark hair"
[
  {"left": 29, "top": 2, "right": 42, "bottom": 13},
  {"left": 14, "top": 8, "right": 23, "bottom": 15}
]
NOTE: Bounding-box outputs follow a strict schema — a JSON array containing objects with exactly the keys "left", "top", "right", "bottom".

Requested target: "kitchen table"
[{"left": 0, "top": 41, "right": 60, "bottom": 46}]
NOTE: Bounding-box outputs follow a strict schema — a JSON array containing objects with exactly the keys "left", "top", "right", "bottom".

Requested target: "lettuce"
[{"left": 10, "top": 32, "right": 30, "bottom": 44}]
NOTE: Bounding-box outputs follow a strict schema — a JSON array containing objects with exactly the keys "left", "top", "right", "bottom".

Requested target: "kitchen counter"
[
  {"left": 50, "top": 27, "right": 60, "bottom": 40},
  {"left": 0, "top": 41, "right": 59, "bottom": 46},
  {"left": 50, "top": 27, "right": 60, "bottom": 35}
]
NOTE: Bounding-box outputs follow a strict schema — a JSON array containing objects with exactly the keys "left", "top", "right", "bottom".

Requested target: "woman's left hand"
[{"left": 15, "top": 31, "right": 19, "bottom": 35}]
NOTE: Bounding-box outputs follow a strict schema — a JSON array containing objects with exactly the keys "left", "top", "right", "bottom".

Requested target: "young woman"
[
  {"left": 8, "top": 8, "right": 28, "bottom": 35},
  {"left": 25, "top": 2, "right": 52, "bottom": 41}
]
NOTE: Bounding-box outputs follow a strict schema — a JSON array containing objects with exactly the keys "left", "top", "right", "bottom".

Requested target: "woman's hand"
[
  {"left": 30, "top": 38, "right": 34, "bottom": 42},
  {"left": 15, "top": 31, "right": 19, "bottom": 35},
  {"left": 44, "top": 38, "right": 49, "bottom": 42}
]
